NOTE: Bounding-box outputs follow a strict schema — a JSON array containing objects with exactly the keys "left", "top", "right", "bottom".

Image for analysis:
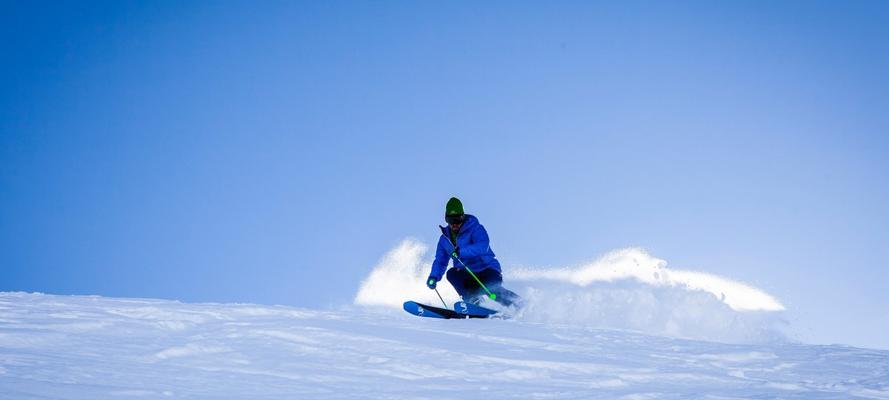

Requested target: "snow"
[
  {"left": 2, "top": 291, "right": 888, "bottom": 399},
  {"left": 357, "top": 240, "right": 787, "bottom": 343}
]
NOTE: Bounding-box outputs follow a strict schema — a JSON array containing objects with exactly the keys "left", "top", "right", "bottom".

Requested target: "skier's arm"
[
  {"left": 429, "top": 236, "right": 450, "bottom": 281},
  {"left": 459, "top": 224, "right": 491, "bottom": 258}
]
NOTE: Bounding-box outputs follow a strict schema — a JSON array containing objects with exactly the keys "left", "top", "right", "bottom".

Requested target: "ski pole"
[
  {"left": 432, "top": 286, "right": 448, "bottom": 309},
  {"left": 452, "top": 254, "right": 497, "bottom": 301}
]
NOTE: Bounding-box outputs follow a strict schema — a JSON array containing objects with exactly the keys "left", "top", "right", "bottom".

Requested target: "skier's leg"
[
  {"left": 462, "top": 274, "right": 485, "bottom": 304},
  {"left": 492, "top": 287, "right": 522, "bottom": 307},
  {"left": 447, "top": 268, "right": 483, "bottom": 303},
  {"left": 446, "top": 268, "right": 470, "bottom": 298},
  {"left": 476, "top": 269, "right": 522, "bottom": 307}
]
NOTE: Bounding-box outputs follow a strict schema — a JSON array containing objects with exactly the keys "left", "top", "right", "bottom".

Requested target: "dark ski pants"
[{"left": 446, "top": 267, "right": 521, "bottom": 307}]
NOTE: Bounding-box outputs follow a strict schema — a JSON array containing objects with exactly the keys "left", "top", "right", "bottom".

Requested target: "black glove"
[
  {"left": 450, "top": 245, "right": 460, "bottom": 259},
  {"left": 426, "top": 276, "right": 439, "bottom": 290}
]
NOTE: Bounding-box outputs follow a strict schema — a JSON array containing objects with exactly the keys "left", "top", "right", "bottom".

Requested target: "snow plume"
[
  {"left": 355, "top": 239, "right": 787, "bottom": 344},
  {"left": 354, "top": 239, "right": 461, "bottom": 307},
  {"left": 512, "top": 248, "right": 785, "bottom": 312}
]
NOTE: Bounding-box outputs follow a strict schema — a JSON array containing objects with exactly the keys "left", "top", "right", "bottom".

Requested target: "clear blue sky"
[{"left": 2, "top": 1, "right": 888, "bottom": 348}]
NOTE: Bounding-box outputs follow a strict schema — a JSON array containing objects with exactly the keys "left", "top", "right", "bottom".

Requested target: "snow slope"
[{"left": 2, "top": 292, "right": 888, "bottom": 399}]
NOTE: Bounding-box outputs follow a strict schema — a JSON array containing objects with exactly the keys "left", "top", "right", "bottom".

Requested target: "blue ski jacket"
[{"left": 429, "top": 214, "right": 501, "bottom": 281}]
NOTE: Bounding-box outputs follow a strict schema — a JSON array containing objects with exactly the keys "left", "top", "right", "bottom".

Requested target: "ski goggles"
[{"left": 445, "top": 214, "right": 465, "bottom": 225}]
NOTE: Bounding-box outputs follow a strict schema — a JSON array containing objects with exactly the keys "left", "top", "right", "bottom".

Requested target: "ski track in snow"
[{"left": 2, "top": 292, "right": 888, "bottom": 399}]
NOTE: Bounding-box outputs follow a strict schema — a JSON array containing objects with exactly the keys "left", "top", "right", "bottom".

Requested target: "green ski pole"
[{"left": 452, "top": 253, "right": 497, "bottom": 301}]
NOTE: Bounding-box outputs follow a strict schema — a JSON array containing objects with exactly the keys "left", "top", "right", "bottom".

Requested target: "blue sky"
[{"left": 2, "top": 1, "right": 888, "bottom": 348}]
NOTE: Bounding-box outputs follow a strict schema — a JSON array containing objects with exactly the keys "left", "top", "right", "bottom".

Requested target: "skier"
[{"left": 426, "top": 197, "right": 521, "bottom": 307}]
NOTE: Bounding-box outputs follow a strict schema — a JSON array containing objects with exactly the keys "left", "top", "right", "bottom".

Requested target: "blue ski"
[
  {"left": 403, "top": 301, "right": 488, "bottom": 319},
  {"left": 453, "top": 301, "right": 499, "bottom": 317}
]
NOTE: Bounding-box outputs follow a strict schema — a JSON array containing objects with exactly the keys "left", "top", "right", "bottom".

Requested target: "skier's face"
[
  {"left": 446, "top": 214, "right": 464, "bottom": 232},
  {"left": 449, "top": 221, "right": 462, "bottom": 232}
]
